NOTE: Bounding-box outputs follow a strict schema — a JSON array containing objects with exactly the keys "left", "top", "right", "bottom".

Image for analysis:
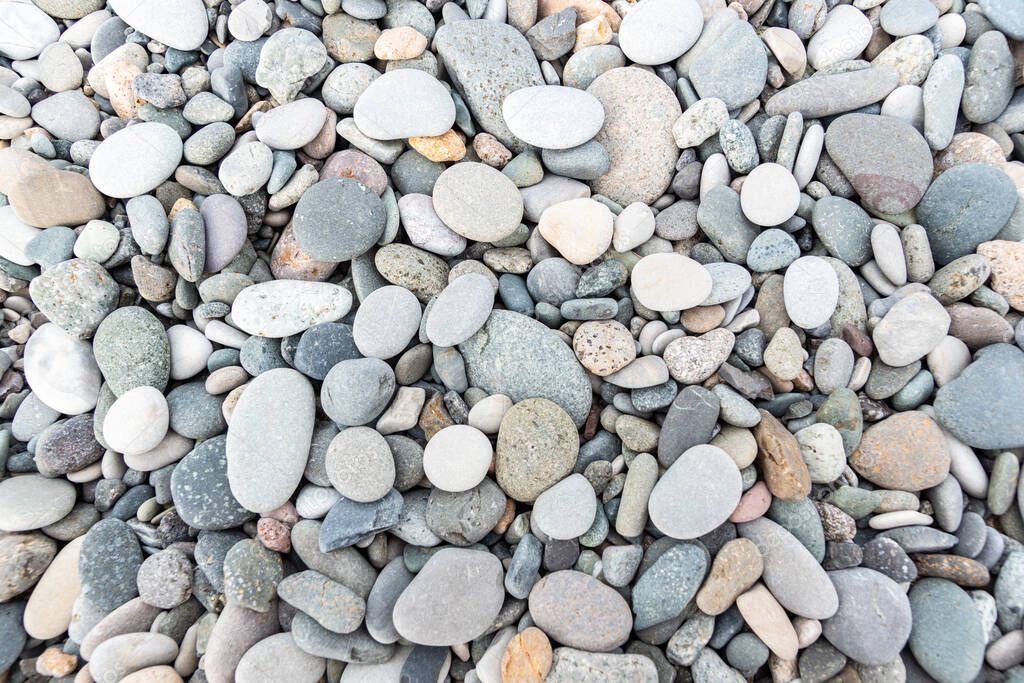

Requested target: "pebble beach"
[{"left": 0, "top": 0, "right": 1023, "bottom": 681}]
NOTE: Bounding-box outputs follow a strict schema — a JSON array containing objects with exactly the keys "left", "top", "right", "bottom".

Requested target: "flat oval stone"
[
  {"left": 460, "top": 310, "right": 591, "bottom": 427},
  {"left": 631, "top": 253, "right": 712, "bottom": 312},
  {"left": 783, "top": 255, "right": 839, "bottom": 329},
  {"left": 0, "top": 3, "right": 61, "bottom": 59},
  {"left": 872, "top": 292, "right": 950, "bottom": 367},
  {"left": 254, "top": 98, "right": 328, "bottom": 150},
  {"left": 354, "top": 69, "right": 455, "bottom": 140},
  {"left": 89, "top": 122, "right": 183, "bottom": 199},
  {"left": 352, "top": 285, "right": 420, "bottom": 359},
  {"left": 502, "top": 85, "right": 605, "bottom": 150},
  {"left": 321, "top": 357, "right": 396, "bottom": 427},
  {"left": 740, "top": 163, "right": 799, "bottom": 227},
  {"left": 822, "top": 568, "right": 912, "bottom": 666},
  {"left": 103, "top": 386, "right": 169, "bottom": 456},
  {"left": 425, "top": 273, "right": 495, "bottom": 348},
  {"left": 689, "top": 20, "right": 768, "bottom": 110},
  {"left": 618, "top": 0, "right": 702, "bottom": 65},
  {"left": 93, "top": 306, "right": 170, "bottom": 396},
  {"left": 109, "top": 0, "right": 208, "bottom": 50},
  {"left": 587, "top": 67, "right": 681, "bottom": 206},
  {"left": 432, "top": 162, "right": 524, "bottom": 242},
  {"left": 392, "top": 548, "right": 504, "bottom": 645},
  {"left": 24, "top": 323, "right": 102, "bottom": 415},
  {"left": 528, "top": 570, "right": 633, "bottom": 651},
  {"left": 495, "top": 397, "right": 578, "bottom": 502},
  {"left": 231, "top": 280, "right": 353, "bottom": 338},
  {"left": 227, "top": 368, "right": 315, "bottom": 513},
  {"left": 171, "top": 435, "right": 254, "bottom": 530},
  {"left": 738, "top": 517, "right": 839, "bottom": 620},
  {"left": 293, "top": 178, "right": 386, "bottom": 261},
  {"left": 908, "top": 579, "right": 985, "bottom": 682},
  {"left": 237, "top": 633, "right": 325, "bottom": 683},
  {"left": 823, "top": 112, "right": 933, "bottom": 215},
  {"left": 766, "top": 65, "right": 900, "bottom": 118},
  {"left": 648, "top": 445, "right": 742, "bottom": 540},
  {"left": 849, "top": 411, "right": 950, "bottom": 491},
  {"left": 200, "top": 194, "right": 248, "bottom": 273},
  {"left": 422, "top": 425, "right": 492, "bottom": 493},
  {"left": 0, "top": 475, "right": 76, "bottom": 532}
]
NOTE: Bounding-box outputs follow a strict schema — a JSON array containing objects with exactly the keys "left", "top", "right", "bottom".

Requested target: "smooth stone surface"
[
  {"left": 392, "top": 548, "right": 504, "bottom": 645},
  {"left": 587, "top": 67, "right": 681, "bottom": 206},
  {"left": 460, "top": 310, "right": 591, "bottom": 427},
  {"left": 618, "top": 0, "right": 702, "bottom": 65},
  {"left": 631, "top": 253, "right": 712, "bottom": 312},
  {"left": 108, "top": 0, "right": 208, "bottom": 50},
  {"left": 783, "top": 256, "right": 839, "bottom": 329},
  {"left": 352, "top": 285, "right": 421, "bottom": 359},
  {"left": 432, "top": 162, "right": 524, "bottom": 242},
  {"left": 293, "top": 178, "right": 386, "bottom": 261},
  {"left": 171, "top": 435, "right": 254, "bottom": 530},
  {"left": 0, "top": 475, "right": 76, "bottom": 532},
  {"left": 934, "top": 344, "right": 1024, "bottom": 449},
  {"left": 872, "top": 292, "right": 950, "bottom": 367},
  {"left": 648, "top": 445, "right": 741, "bottom": 540},
  {"left": 354, "top": 69, "right": 455, "bottom": 140},
  {"left": 422, "top": 425, "right": 491, "bottom": 493},
  {"left": 89, "top": 122, "right": 184, "bottom": 199},
  {"left": 24, "top": 323, "right": 102, "bottom": 415},
  {"left": 232, "top": 281, "right": 353, "bottom": 338},
  {"left": 227, "top": 368, "right": 315, "bottom": 513},
  {"left": 909, "top": 579, "right": 985, "bottom": 682},
  {"left": 502, "top": 85, "right": 604, "bottom": 150},
  {"left": 529, "top": 570, "right": 633, "bottom": 652},
  {"left": 822, "top": 568, "right": 912, "bottom": 666},
  {"left": 531, "top": 474, "right": 597, "bottom": 540}
]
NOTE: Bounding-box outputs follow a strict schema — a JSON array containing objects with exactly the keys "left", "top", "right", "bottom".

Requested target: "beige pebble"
[
  {"left": 408, "top": 129, "right": 466, "bottom": 162},
  {"left": 24, "top": 535, "right": 84, "bottom": 640},
  {"left": 374, "top": 27, "right": 428, "bottom": 60}
]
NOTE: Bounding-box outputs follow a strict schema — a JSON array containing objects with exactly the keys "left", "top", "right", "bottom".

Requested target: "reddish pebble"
[{"left": 729, "top": 481, "right": 771, "bottom": 523}]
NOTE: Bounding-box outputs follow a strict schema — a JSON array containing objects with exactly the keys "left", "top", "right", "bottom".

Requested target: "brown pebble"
[
  {"left": 977, "top": 240, "right": 1024, "bottom": 312},
  {"left": 572, "top": 320, "right": 636, "bottom": 376},
  {"left": 419, "top": 391, "right": 454, "bottom": 439},
  {"left": 945, "top": 302, "right": 1015, "bottom": 349},
  {"left": 849, "top": 411, "right": 950, "bottom": 491},
  {"left": 409, "top": 129, "right": 466, "bottom": 162},
  {"left": 473, "top": 133, "right": 513, "bottom": 168},
  {"left": 319, "top": 149, "right": 388, "bottom": 195},
  {"left": 754, "top": 410, "right": 811, "bottom": 502},
  {"left": 912, "top": 554, "right": 990, "bottom": 587},
  {"left": 695, "top": 537, "right": 763, "bottom": 615},
  {"left": 35, "top": 646, "right": 77, "bottom": 677},
  {"left": 257, "top": 518, "right": 291, "bottom": 553},
  {"left": 501, "top": 626, "right": 553, "bottom": 683},
  {"left": 814, "top": 501, "right": 856, "bottom": 541},
  {"left": 841, "top": 324, "right": 874, "bottom": 356},
  {"left": 681, "top": 305, "right": 725, "bottom": 333}
]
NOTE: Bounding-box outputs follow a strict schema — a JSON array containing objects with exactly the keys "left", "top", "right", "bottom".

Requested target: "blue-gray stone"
[
  {"left": 166, "top": 382, "right": 226, "bottom": 440},
  {"left": 934, "top": 343, "right": 1024, "bottom": 449},
  {"left": 320, "top": 489, "right": 404, "bottom": 551},
  {"left": 460, "top": 310, "right": 592, "bottom": 427},
  {"left": 918, "top": 163, "right": 1018, "bottom": 264},
  {"left": 632, "top": 542, "right": 708, "bottom": 630},
  {"left": 79, "top": 518, "right": 143, "bottom": 611},
  {"left": 293, "top": 322, "right": 360, "bottom": 381},
  {"left": 811, "top": 196, "right": 873, "bottom": 267},
  {"left": 908, "top": 579, "right": 985, "bottom": 682},
  {"left": 93, "top": 306, "right": 170, "bottom": 396},
  {"left": 171, "top": 435, "right": 255, "bottom": 530}
]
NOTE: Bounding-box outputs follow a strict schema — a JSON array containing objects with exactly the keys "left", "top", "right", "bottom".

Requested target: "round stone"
[
  {"left": 740, "top": 163, "right": 800, "bottom": 227},
  {"left": 631, "top": 253, "right": 713, "bottom": 312},
  {"left": 822, "top": 568, "right": 912, "bottom": 666},
  {"left": 783, "top": 256, "right": 839, "bottom": 329},
  {"left": 254, "top": 98, "right": 328, "bottom": 150},
  {"left": 849, "top": 411, "right": 951, "bottom": 491},
  {"left": 648, "top": 444, "right": 742, "bottom": 539},
  {"left": 0, "top": 3, "right": 60, "bottom": 59},
  {"left": 228, "top": 0, "right": 272, "bottom": 41},
  {"left": 326, "top": 427, "right": 396, "bottom": 502},
  {"left": 321, "top": 357, "right": 396, "bottom": 427},
  {"left": 199, "top": 194, "right": 247, "bottom": 273},
  {"left": 218, "top": 141, "right": 273, "bottom": 196},
  {"left": 537, "top": 198, "right": 614, "bottom": 265},
  {"left": 528, "top": 570, "right": 633, "bottom": 651},
  {"left": 89, "top": 122, "right": 183, "bottom": 199},
  {"left": 108, "top": 0, "right": 208, "bottom": 50},
  {"left": 170, "top": 436, "right": 254, "bottom": 530},
  {"left": 531, "top": 473, "right": 597, "bottom": 540},
  {"left": 0, "top": 475, "right": 76, "bottom": 532},
  {"left": 572, "top": 320, "right": 636, "bottom": 376},
  {"left": 293, "top": 178, "right": 386, "bottom": 261},
  {"left": 352, "top": 285, "right": 421, "bottom": 359},
  {"left": 795, "top": 423, "right": 846, "bottom": 484},
  {"left": 495, "top": 397, "right": 579, "bottom": 502},
  {"left": 432, "top": 162, "right": 524, "bottom": 242},
  {"left": 354, "top": 69, "right": 455, "bottom": 140},
  {"left": 136, "top": 549, "right": 193, "bottom": 609},
  {"left": 102, "top": 386, "right": 169, "bottom": 456},
  {"left": 618, "top": 0, "right": 702, "bottom": 65},
  {"left": 807, "top": 5, "right": 872, "bottom": 70},
  {"left": 501, "top": 85, "right": 605, "bottom": 150},
  {"left": 423, "top": 425, "right": 492, "bottom": 493},
  {"left": 872, "top": 292, "right": 950, "bottom": 367},
  {"left": 28, "top": 258, "right": 119, "bottom": 339}
]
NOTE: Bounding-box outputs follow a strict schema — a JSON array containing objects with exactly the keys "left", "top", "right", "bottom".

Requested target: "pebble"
[
  {"left": 232, "top": 281, "right": 353, "bottom": 338},
  {"left": 352, "top": 285, "right": 421, "bottom": 359},
  {"left": 538, "top": 198, "right": 613, "bottom": 265},
  {"left": 909, "top": 579, "right": 986, "bottom": 682},
  {"left": 873, "top": 291, "right": 951, "bottom": 366},
  {"left": 354, "top": 69, "right": 455, "bottom": 140},
  {"left": 934, "top": 343, "right": 1024, "bottom": 449},
  {"left": 741, "top": 163, "right": 800, "bottom": 227},
  {"left": 425, "top": 273, "right": 494, "bottom": 346},
  {"left": 103, "top": 386, "right": 169, "bottom": 456},
  {"left": 531, "top": 473, "right": 597, "bottom": 540},
  {"left": 529, "top": 570, "right": 632, "bottom": 651},
  {"left": 783, "top": 256, "right": 839, "bottom": 329},
  {"left": 392, "top": 548, "right": 504, "bottom": 645},
  {"left": 423, "top": 425, "right": 491, "bottom": 492},
  {"left": 618, "top": 0, "right": 701, "bottom": 65},
  {"left": 432, "top": 162, "right": 524, "bottom": 242},
  {"left": 502, "top": 85, "right": 604, "bottom": 150},
  {"left": 850, "top": 411, "right": 951, "bottom": 491},
  {"left": 89, "top": 122, "right": 183, "bottom": 199},
  {"left": 648, "top": 445, "right": 741, "bottom": 540},
  {"left": 293, "top": 178, "right": 386, "bottom": 261},
  {"left": 255, "top": 99, "right": 328, "bottom": 150},
  {"left": 327, "top": 427, "right": 395, "bottom": 502}
]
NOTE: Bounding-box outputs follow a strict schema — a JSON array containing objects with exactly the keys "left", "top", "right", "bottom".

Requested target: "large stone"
[
  {"left": 849, "top": 411, "right": 951, "bottom": 491},
  {"left": 460, "top": 310, "right": 591, "bottom": 427},
  {"left": 529, "top": 570, "right": 633, "bottom": 651},
  {"left": 586, "top": 67, "right": 681, "bottom": 206},
  {"left": 934, "top": 343, "right": 1024, "bottom": 449},
  {"left": 648, "top": 445, "right": 741, "bottom": 540},
  {"left": 227, "top": 368, "right": 315, "bottom": 513},
  {"left": 822, "top": 568, "right": 912, "bottom": 666},
  {"left": 231, "top": 281, "right": 353, "bottom": 337}
]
